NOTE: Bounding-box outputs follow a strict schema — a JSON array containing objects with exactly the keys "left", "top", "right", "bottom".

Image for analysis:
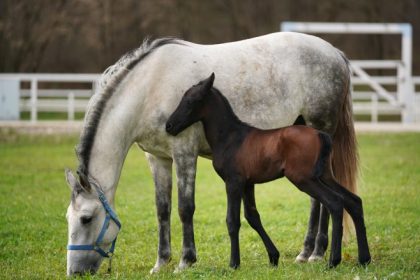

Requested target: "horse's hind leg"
[
  {"left": 174, "top": 153, "right": 198, "bottom": 272},
  {"left": 320, "top": 175, "right": 371, "bottom": 265},
  {"left": 296, "top": 200, "right": 330, "bottom": 263},
  {"left": 296, "top": 198, "right": 320, "bottom": 262},
  {"left": 243, "top": 183, "right": 280, "bottom": 266},
  {"left": 146, "top": 153, "right": 173, "bottom": 274},
  {"left": 292, "top": 178, "right": 344, "bottom": 267},
  {"left": 309, "top": 204, "right": 329, "bottom": 262}
]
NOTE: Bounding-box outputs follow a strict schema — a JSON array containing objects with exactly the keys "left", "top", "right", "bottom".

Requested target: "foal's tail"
[
  {"left": 332, "top": 52, "right": 359, "bottom": 237},
  {"left": 314, "top": 132, "right": 332, "bottom": 179}
]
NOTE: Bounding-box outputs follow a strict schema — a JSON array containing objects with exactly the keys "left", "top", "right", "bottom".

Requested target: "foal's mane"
[
  {"left": 211, "top": 87, "right": 249, "bottom": 127},
  {"left": 76, "top": 37, "right": 182, "bottom": 178}
]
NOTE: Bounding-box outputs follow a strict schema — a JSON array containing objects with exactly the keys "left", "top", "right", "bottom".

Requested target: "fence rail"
[
  {"left": 0, "top": 74, "right": 99, "bottom": 122},
  {"left": 0, "top": 71, "right": 419, "bottom": 122}
]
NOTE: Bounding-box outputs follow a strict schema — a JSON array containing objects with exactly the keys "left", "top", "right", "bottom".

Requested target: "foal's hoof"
[
  {"left": 269, "top": 251, "right": 280, "bottom": 266},
  {"left": 229, "top": 263, "right": 240, "bottom": 270},
  {"left": 328, "top": 258, "right": 341, "bottom": 268},
  {"left": 359, "top": 255, "right": 371, "bottom": 266}
]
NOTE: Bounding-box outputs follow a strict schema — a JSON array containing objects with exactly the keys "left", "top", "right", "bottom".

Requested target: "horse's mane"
[{"left": 76, "top": 37, "right": 182, "bottom": 179}]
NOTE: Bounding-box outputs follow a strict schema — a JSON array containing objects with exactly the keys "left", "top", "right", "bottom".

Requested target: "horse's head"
[
  {"left": 166, "top": 73, "right": 215, "bottom": 136},
  {"left": 65, "top": 169, "right": 121, "bottom": 276}
]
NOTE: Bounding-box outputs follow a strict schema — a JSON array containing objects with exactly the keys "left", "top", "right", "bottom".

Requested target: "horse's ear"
[
  {"left": 65, "top": 169, "right": 82, "bottom": 193},
  {"left": 77, "top": 170, "right": 91, "bottom": 192},
  {"left": 202, "top": 72, "right": 215, "bottom": 92},
  {"left": 65, "top": 168, "right": 90, "bottom": 194}
]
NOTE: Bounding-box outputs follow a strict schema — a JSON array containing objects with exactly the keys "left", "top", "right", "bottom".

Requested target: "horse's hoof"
[
  {"left": 174, "top": 259, "right": 194, "bottom": 273},
  {"left": 150, "top": 265, "right": 163, "bottom": 274},
  {"left": 308, "top": 254, "right": 324, "bottom": 262},
  {"left": 295, "top": 253, "right": 309, "bottom": 263},
  {"left": 173, "top": 267, "right": 183, "bottom": 274},
  {"left": 173, "top": 265, "right": 186, "bottom": 274},
  {"left": 150, "top": 257, "right": 171, "bottom": 274},
  {"left": 151, "top": 263, "right": 170, "bottom": 274}
]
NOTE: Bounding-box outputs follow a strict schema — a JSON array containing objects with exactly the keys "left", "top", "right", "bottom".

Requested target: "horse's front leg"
[
  {"left": 173, "top": 153, "right": 198, "bottom": 272},
  {"left": 146, "top": 153, "right": 173, "bottom": 274},
  {"left": 225, "top": 180, "right": 243, "bottom": 269}
]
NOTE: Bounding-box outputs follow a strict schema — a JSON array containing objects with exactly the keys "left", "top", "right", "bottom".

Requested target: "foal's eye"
[{"left": 80, "top": 216, "right": 93, "bottom": 225}]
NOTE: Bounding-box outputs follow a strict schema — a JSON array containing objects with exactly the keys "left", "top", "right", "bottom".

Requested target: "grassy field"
[{"left": 0, "top": 132, "right": 419, "bottom": 279}]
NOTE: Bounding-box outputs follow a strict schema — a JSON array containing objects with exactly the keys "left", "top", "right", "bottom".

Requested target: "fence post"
[
  {"left": 371, "top": 94, "right": 378, "bottom": 123},
  {"left": 0, "top": 79, "right": 20, "bottom": 120},
  {"left": 68, "top": 91, "right": 75, "bottom": 121},
  {"left": 30, "top": 78, "right": 37, "bottom": 122},
  {"left": 400, "top": 24, "right": 415, "bottom": 123}
]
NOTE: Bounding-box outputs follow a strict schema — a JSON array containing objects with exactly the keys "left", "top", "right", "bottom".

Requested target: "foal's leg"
[
  {"left": 320, "top": 176, "right": 371, "bottom": 265},
  {"left": 243, "top": 183, "right": 280, "bottom": 266},
  {"left": 292, "top": 178, "right": 344, "bottom": 267},
  {"left": 173, "top": 153, "right": 198, "bottom": 272},
  {"left": 146, "top": 153, "right": 173, "bottom": 274},
  {"left": 225, "top": 180, "right": 243, "bottom": 269}
]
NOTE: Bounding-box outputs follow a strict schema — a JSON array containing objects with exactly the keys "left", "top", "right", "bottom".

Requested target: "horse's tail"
[{"left": 333, "top": 51, "right": 358, "bottom": 238}]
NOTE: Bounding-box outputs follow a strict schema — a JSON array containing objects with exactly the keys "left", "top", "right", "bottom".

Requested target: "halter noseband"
[{"left": 67, "top": 177, "right": 121, "bottom": 267}]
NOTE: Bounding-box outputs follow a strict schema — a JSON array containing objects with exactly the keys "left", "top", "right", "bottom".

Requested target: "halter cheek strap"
[{"left": 67, "top": 179, "right": 121, "bottom": 270}]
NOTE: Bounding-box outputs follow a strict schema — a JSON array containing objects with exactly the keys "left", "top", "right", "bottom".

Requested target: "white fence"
[
  {"left": 350, "top": 60, "right": 419, "bottom": 122},
  {"left": 0, "top": 74, "right": 99, "bottom": 122},
  {"left": 280, "top": 22, "right": 418, "bottom": 123},
  {"left": 0, "top": 72, "right": 419, "bottom": 123}
]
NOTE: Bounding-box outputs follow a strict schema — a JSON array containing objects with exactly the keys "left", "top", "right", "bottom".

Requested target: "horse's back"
[
  {"left": 128, "top": 33, "right": 349, "bottom": 156},
  {"left": 167, "top": 32, "right": 349, "bottom": 130}
]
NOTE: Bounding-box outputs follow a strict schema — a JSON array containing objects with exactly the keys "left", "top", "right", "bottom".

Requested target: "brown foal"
[{"left": 166, "top": 73, "right": 371, "bottom": 269}]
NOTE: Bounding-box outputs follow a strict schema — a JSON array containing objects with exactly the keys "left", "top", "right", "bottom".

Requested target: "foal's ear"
[
  {"left": 65, "top": 168, "right": 89, "bottom": 194},
  {"left": 202, "top": 72, "right": 215, "bottom": 92}
]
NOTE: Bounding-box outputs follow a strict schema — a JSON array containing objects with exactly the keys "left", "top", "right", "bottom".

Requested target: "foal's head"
[{"left": 166, "top": 73, "right": 215, "bottom": 136}]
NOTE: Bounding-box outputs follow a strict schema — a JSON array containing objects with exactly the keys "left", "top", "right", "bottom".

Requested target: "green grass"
[
  {"left": 0, "top": 132, "right": 419, "bottom": 279},
  {"left": 20, "top": 111, "right": 85, "bottom": 121}
]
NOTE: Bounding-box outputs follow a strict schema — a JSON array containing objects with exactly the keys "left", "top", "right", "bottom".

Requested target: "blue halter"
[{"left": 67, "top": 178, "right": 121, "bottom": 264}]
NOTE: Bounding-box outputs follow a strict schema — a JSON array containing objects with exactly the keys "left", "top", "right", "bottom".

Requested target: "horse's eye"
[{"left": 81, "top": 216, "right": 93, "bottom": 225}]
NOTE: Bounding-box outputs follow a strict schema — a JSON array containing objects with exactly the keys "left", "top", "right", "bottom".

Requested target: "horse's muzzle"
[{"left": 67, "top": 260, "right": 100, "bottom": 276}]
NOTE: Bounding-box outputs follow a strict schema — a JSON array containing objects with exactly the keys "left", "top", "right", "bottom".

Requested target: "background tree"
[{"left": 0, "top": 0, "right": 419, "bottom": 74}]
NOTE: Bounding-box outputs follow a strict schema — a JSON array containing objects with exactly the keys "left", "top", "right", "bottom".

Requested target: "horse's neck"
[
  {"left": 201, "top": 93, "right": 250, "bottom": 153},
  {"left": 84, "top": 106, "right": 138, "bottom": 202}
]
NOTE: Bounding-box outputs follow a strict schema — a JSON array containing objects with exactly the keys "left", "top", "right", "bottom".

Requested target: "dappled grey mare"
[{"left": 65, "top": 32, "right": 357, "bottom": 275}]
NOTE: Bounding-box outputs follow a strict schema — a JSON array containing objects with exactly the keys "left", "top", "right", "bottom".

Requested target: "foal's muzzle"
[{"left": 165, "top": 121, "right": 179, "bottom": 136}]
